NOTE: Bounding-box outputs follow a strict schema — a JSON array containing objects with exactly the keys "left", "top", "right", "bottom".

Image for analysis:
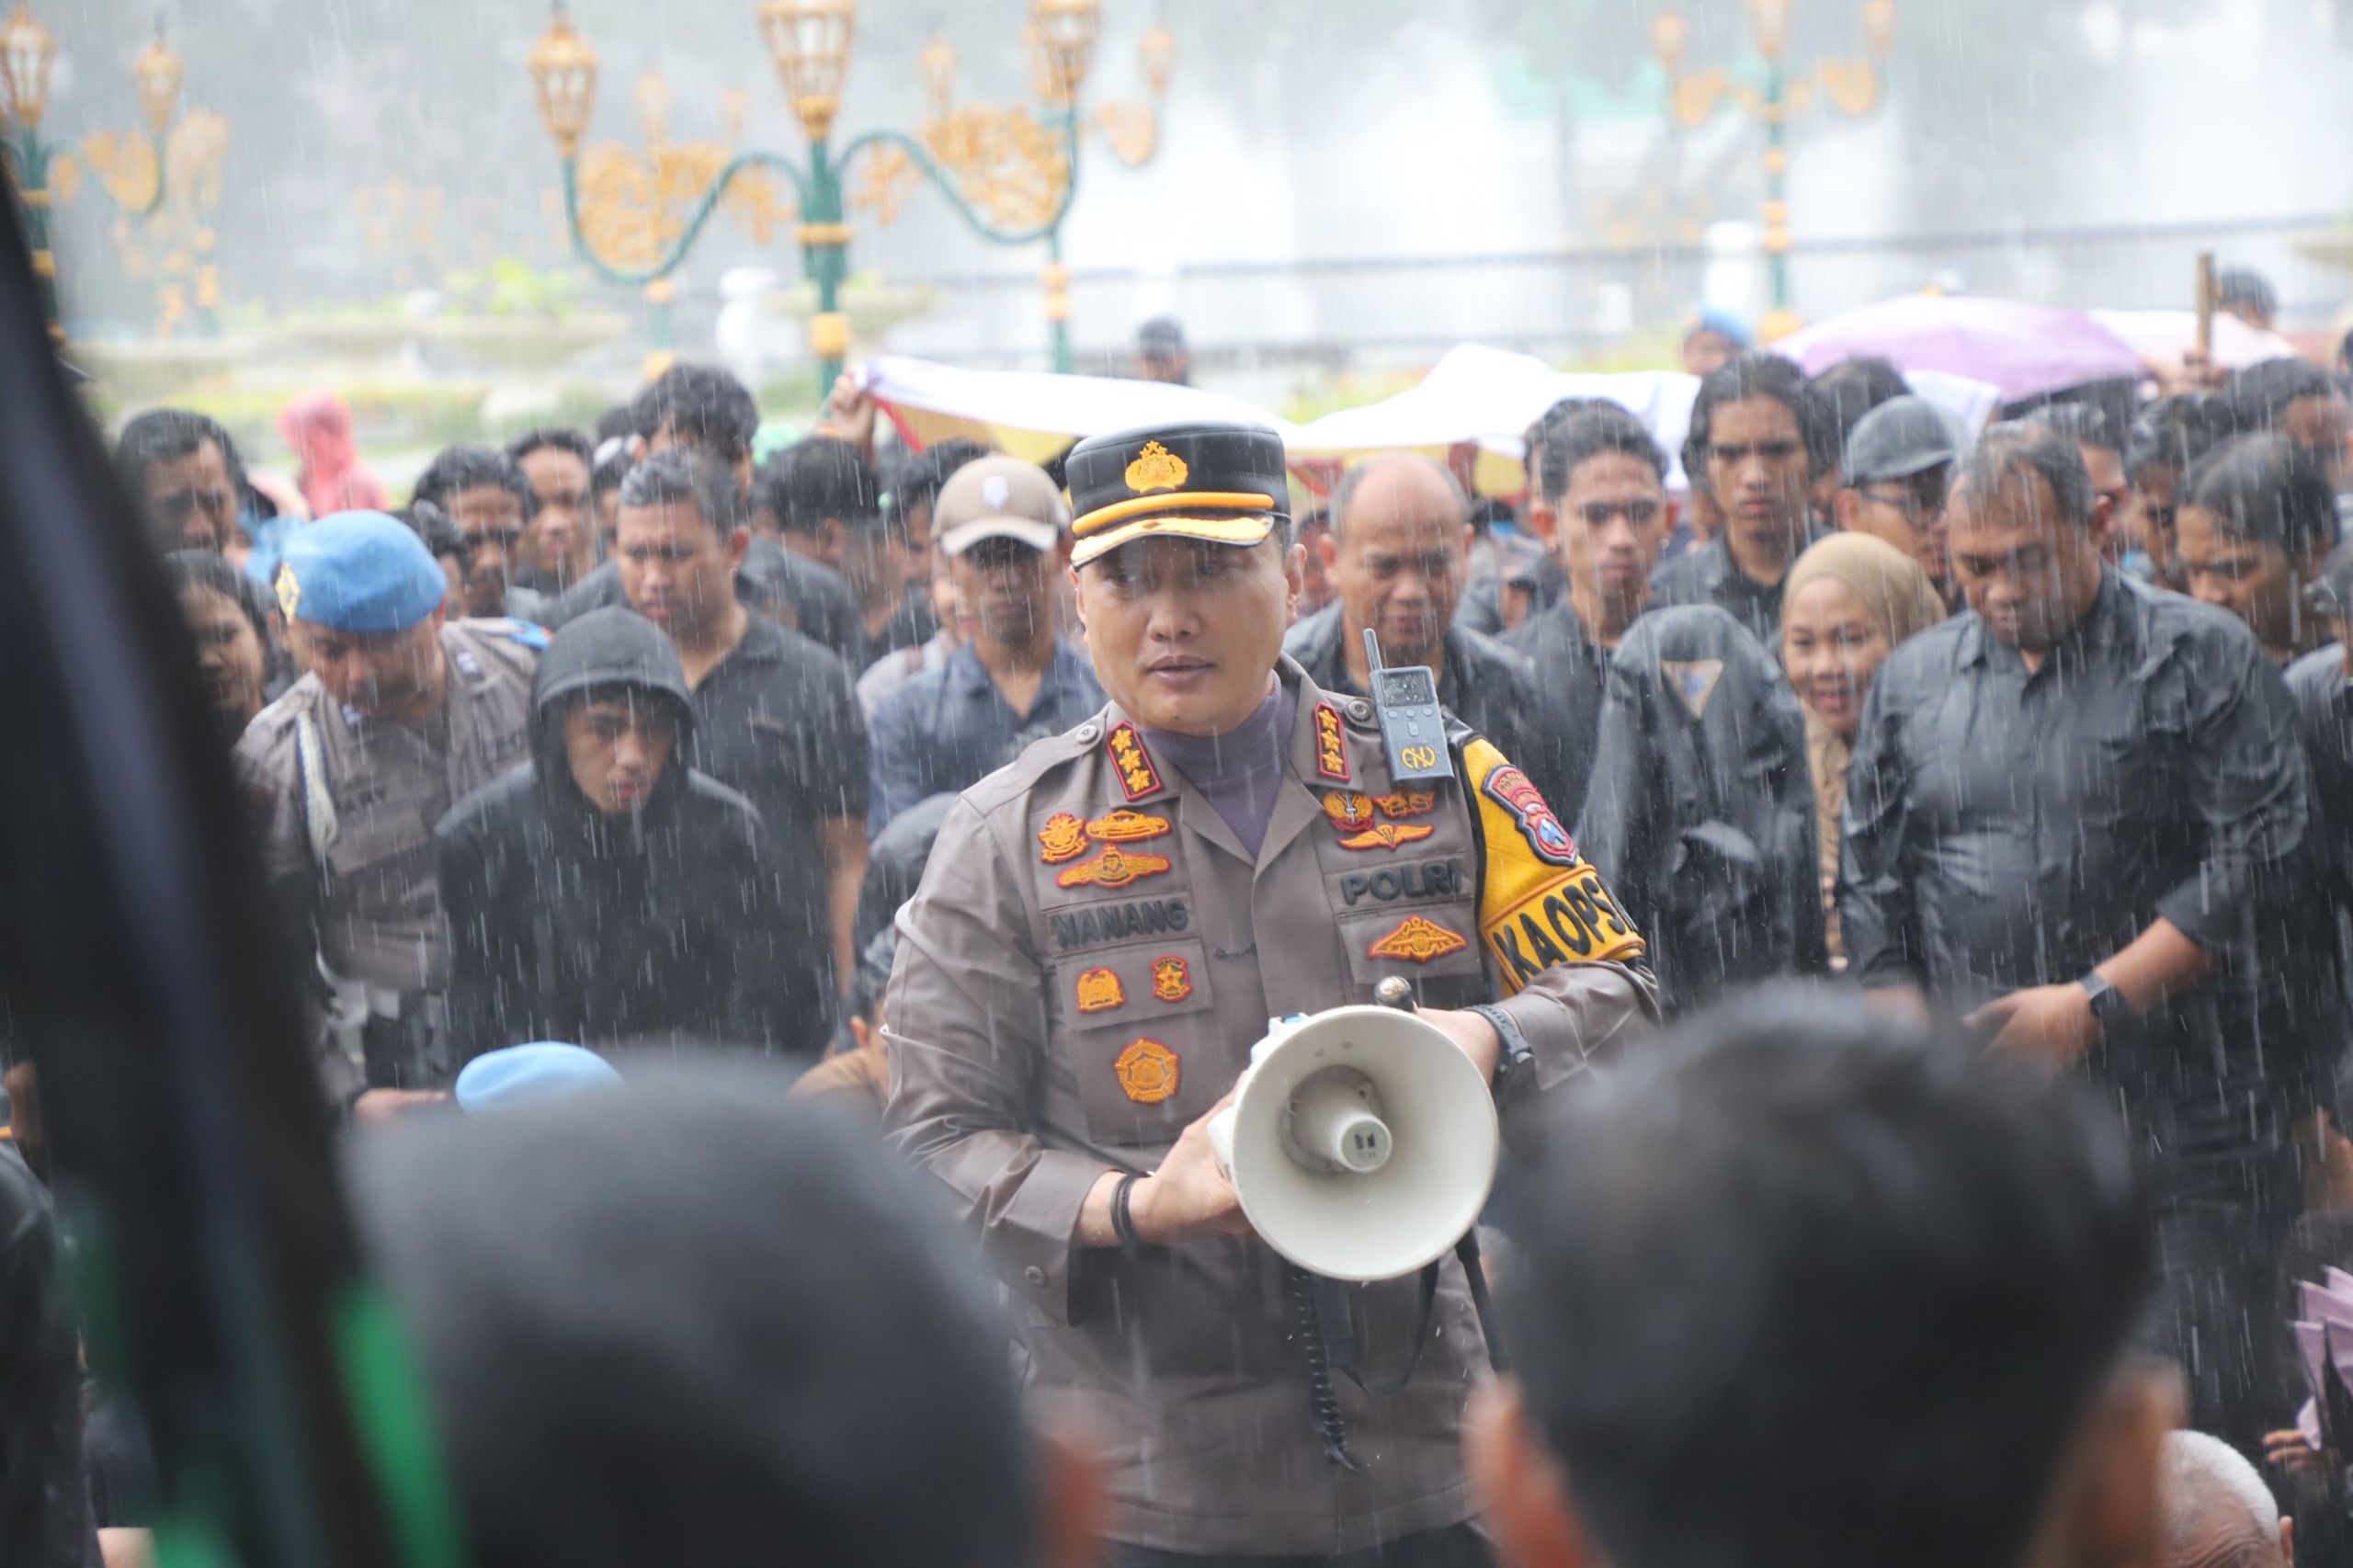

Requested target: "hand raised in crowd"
[
  {"left": 1967, "top": 983, "right": 2100, "bottom": 1068},
  {"left": 815, "top": 371, "right": 879, "bottom": 463}
]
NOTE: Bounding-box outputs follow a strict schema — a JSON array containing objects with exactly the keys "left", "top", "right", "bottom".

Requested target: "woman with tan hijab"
[{"left": 1780, "top": 532, "right": 1948, "bottom": 963}]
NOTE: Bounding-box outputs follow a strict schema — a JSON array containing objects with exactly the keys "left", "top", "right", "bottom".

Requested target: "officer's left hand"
[
  {"left": 351, "top": 1087, "right": 451, "bottom": 1125},
  {"left": 1967, "top": 984, "right": 2099, "bottom": 1068},
  {"left": 1422, "top": 1009, "right": 1503, "bottom": 1083}
]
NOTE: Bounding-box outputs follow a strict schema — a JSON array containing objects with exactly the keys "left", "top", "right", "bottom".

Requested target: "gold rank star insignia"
[
  {"left": 1038, "top": 812, "right": 1089, "bottom": 864},
  {"left": 1055, "top": 846, "right": 1173, "bottom": 891},
  {"left": 1368, "top": 914, "right": 1469, "bottom": 963},
  {"left": 1124, "top": 439, "right": 1188, "bottom": 494}
]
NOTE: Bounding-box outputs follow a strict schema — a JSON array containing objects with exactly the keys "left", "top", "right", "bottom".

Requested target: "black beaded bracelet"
[{"left": 1112, "top": 1171, "right": 1143, "bottom": 1253}]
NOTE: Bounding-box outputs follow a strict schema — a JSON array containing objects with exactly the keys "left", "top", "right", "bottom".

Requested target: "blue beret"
[
  {"left": 1693, "top": 304, "right": 1755, "bottom": 350},
  {"left": 454, "top": 1042, "right": 623, "bottom": 1115},
  {"left": 273, "top": 510, "right": 448, "bottom": 633}
]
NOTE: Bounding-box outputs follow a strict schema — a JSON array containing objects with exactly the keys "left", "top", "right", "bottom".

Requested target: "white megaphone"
[{"left": 1205, "top": 1003, "right": 1500, "bottom": 1283}]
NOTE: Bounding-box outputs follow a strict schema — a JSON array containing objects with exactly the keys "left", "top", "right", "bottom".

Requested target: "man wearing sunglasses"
[
  {"left": 1834, "top": 395, "right": 1962, "bottom": 608},
  {"left": 1651, "top": 352, "right": 1834, "bottom": 653}
]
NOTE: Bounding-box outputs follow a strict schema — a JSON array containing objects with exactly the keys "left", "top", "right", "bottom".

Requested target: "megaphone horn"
[{"left": 1206, "top": 1001, "right": 1500, "bottom": 1284}]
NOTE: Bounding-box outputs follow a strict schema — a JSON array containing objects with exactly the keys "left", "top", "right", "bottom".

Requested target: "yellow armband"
[{"left": 1461, "top": 737, "right": 1646, "bottom": 994}]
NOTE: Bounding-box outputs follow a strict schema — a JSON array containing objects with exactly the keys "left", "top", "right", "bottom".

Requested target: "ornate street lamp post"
[
  {"left": 0, "top": 6, "right": 186, "bottom": 340},
  {"left": 1654, "top": 0, "right": 1894, "bottom": 336},
  {"left": 529, "top": 0, "right": 1173, "bottom": 395}
]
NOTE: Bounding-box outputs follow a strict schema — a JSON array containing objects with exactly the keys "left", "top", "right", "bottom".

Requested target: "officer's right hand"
[{"left": 1132, "top": 1089, "right": 1258, "bottom": 1245}]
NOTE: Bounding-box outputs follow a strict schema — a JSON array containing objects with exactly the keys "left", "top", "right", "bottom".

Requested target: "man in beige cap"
[{"left": 865, "top": 452, "right": 1107, "bottom": 835}]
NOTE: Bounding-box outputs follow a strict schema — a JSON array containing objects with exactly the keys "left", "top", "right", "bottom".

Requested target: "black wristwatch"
[
  {"left": 1468, "top": 1004, "right": 1538, "bottom": 1110},
  {"left": 2078, "top": 972, "right": 2135, "bottom": 1039}
]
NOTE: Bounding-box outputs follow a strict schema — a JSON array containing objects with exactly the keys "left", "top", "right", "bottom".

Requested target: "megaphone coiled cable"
[{"left": 1287, "top": 1264, "right": 1361, "bottom": 1471}]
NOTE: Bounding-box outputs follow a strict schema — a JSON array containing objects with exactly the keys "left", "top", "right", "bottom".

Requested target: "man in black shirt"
[
  {"left": 1842, "top": 420, "right": 2313, "bottom": 1454},
  {"left": 612, "top": 449, "right": 869, "bottom": 1035},
  {"left": 1651, "top": 352, "right": 1831, "bottom": 651},
  {"left": 1506, "top": 401, "right": 1677, "bottom": 822},
  {"left": 1283, "top": 452, "right": 1561, "bottom": 803}
]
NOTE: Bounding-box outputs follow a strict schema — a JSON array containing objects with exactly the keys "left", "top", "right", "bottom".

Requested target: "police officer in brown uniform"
[
  {"left": 884, "top": 422, "right": 1658, "bottom": 1568},
  {"left": 236, "top": 511, "right": 541, "bottom": 1117}
]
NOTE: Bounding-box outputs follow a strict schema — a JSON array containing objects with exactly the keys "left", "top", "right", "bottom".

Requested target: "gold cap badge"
[
  {"left": 274, "top": 561, "right": 301, "bottom": 621},
  {"left": 1124, "top": 439, "right": 1188, "bottom": 494}
]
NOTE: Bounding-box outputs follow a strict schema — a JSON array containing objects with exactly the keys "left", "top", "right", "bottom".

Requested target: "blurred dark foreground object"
[
  {"left": 1470, "top": 987, "right": 2171, "bottom": 1568},
  {"left": 352, "top": 1067, "right": 1099, "bottom": 1568},
  {"left": 0, "top": 168, "right": 427, "bottom": 1562}
]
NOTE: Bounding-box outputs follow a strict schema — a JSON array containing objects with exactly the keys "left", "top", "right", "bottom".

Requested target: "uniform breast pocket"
[
  {"left": 1336, "top": 899, "right": 1486, "bottom": 994},
  {"left": 1051, "top": 937, "right": 1224, "bottom": 1146},
  {"left": 325, "top": 811, "right": 429, "bottom": 904}
]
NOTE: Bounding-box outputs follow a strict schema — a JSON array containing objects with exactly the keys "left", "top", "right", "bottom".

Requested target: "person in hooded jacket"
[
  {"left": 1575, "top": 602, "right": 1827, "bottom": 1014},
  {"left": 436, "top": 607, "right": 813, "bottom": 1062}
]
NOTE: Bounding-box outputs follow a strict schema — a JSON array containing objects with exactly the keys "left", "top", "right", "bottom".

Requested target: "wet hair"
[
  {"left": 2125, "top": 395, "right": 2227, "bottom": 485},
  {"left": 1328, "top": 452, "right": 1468, "bottom": 542},
  {"left": 115, "top": 406, "right": 249, "bottom": 506},
  {"left": 1532, "top": 402, "right": 1668, "bottom": 501},
  {"left": 506, "top": 426, "right": 595, "bottom": 470},
  {"left": 1956, "top": 419, "right": 2097, "bottom": 529},
  {"left": 2216, "top": 267, "right": 2278, "bottom": 317},
  {"left": 1810, "top": 356, "right": 1910, "bottom": 455},
  {"left": 632, "top": 363, "right": 760, "bottom": 463},
  {"left": 756, "top": 437, "right": 882, "bottom": 538},
  {"left": 590, "top": 445, "right": 633, "bottom": 502},
  {"left": 414, "top": 446, "right": 536, "bottom": 520},
  {"left": 2023, "top": 400, "right": 2121, "bottom": 457},
  {"left": 354, "top": 1069, "right": 1040, "bottom": 1568},
  {"left": 593, "top": 403, "right": 642, "bottom": 445},
  {"left": 399, "top": 499, "right": 466, "bottom": 563},
  {"left": 882, "top": 438, "right": 991, "bottom": 527},
  {"left": 1506, "top": 987, "right": 2150, "bottom": 1568},
  {"left": 617, "top": 448, "right": 748, "bottom": 542},
  {"left": 162, "top": 549, "right": 273, "bottom": 648},
  {"left": 2182, "top": 434, "right": 2342, "bottom": 561},
  {"left": 1686, "top": 351, "right": 1836, "bottom": 483},
  {"left": 2222, "top": 358, "right": 2341, "bottom": 437}
]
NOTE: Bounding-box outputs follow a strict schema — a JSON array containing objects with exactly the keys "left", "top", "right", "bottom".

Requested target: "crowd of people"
[{"left": 14, "top": 283, "right": 2353, "bottom": 1567}]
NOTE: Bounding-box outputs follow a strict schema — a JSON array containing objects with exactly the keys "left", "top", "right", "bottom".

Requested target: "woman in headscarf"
[
  {"left": 277, "top": 390, "right": 387, "bottom": 519},
  {"left": 1780, "top": 531, "right": 1947, "bottom": 964}
]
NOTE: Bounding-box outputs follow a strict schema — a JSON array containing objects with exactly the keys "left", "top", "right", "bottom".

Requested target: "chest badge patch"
[
  {"left": 1369, "top": 914, "right": 1470, "bottom": 963},
  {"left": 1482, "top": 765, "right": 1577, "bottom": 867},
  {"left": 1115, "top": 1038, "right": 1181, "bottom": 1104},
  {"left": 1108, "top": 722, "right": 1163, "bottom": 801},
  {"left": 1321, "top": 790, "right": 1376, "bottom": 831},
  {"left": 1661, "top": 659, "right": 1725, "bottom": 722},
  {"left": 1057, "top": 846, "right": 1173, "bottom": 891},
  {"left": 1038, "top": 813, "right": 1090, "bottom": 864},
  {"left": 1372, "top": 790, "right": 1437, "bottom": 818},
  {"left": 1151, "top": 954, "right": 1191, "bottom": 1002},
  {"left": 1338, "top": 823, "right": 1438, "bottom": 851},
  {"left": 1313, "top": 702, "right": 1351, "bottom": 781},
  {"left": 1075, "top": 968, "right": 1126, "bottom": 1013},
  {"left": 1086, "top": 808, "right": 1171, "bottom": 843}
]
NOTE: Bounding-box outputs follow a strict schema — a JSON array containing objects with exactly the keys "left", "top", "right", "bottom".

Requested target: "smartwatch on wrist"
[
  {"left": 1468, "top": 1003, "right": 1538, "bottom": 1110},
  {"left": 2078, "top": 971, "right": 2134, "bottom": 1039}
]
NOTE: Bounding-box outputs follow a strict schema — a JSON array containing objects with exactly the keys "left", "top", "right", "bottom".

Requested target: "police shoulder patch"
[
  {"left": 1461, "top": 735, "right": 1645, "bottom": 996},
  {"left": 1106, "top": 722, "right": 1163, "bottom": 801},
  {"left": 1313, "top": 702, "right": 1351, "bottom": 781},
  {"left": 1481, "top": 765, "right": 1576, "bottom": 866}
]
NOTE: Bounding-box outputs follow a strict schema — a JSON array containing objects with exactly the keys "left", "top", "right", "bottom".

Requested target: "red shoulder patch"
[{"left": 1482, "top": 765, "right": 1577, "bottom": 867}]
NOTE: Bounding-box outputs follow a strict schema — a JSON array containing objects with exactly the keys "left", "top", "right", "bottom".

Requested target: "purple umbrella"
[{"left": 1773, "top": 294, "right": 2145, "bottom": 403}]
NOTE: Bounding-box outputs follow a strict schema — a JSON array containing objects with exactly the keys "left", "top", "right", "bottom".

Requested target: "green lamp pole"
[
  {"left": 531, "top": 0, "right": 1141, "bottom": 396},
  {"left": 0, "top": 6, "right": 184, "bottom": 342}
]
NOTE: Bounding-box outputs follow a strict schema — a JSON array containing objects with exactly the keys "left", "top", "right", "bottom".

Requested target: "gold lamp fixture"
[
  {"left": 528, "top": 6, "right": 599, "bottom": 158},
  {"left": 757, "top": 0, "right": 858, "bottom": 142},
  {"left": 1029, "top": 0, "right": 1101, "bottom": 108},
  {"left": 0, "top": 4, "right": 58, "bottom": 130},
  {"left": 917, "top": 33, "right": 958, "bottom": 116},
  {"left": 130, "top": 22, "right": 184, "bottom": 139},
  {"left": 1137, "top": 20, "right": 1176, "bottom": 99}
]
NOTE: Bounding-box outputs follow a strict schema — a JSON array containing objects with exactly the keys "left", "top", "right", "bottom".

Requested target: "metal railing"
[{"left": 869, "top": 212, "right": 2353, "bottom": 374}]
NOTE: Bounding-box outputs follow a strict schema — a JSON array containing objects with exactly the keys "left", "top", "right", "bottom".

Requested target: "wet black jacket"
[
  {"left": 0, "top": 1146, "right": 98, "bottom": 1568},
  {"left": 1282, "top": 603, "right": 1579, "bottom": 811},
  {"left": 2285, "top": 643, "right": 2353, "bottom": 1061},
  {"left": 1575, "top": 604, "right": 1826, "bottom": 1013},
  {"left": 1502, "top": 596, "right": 1612, "bottom": 824},
  {"left": 437, "top": 608, "right": 821, "bottom": 1061},
  {"left": 1843, "top": 573, "right": 2314, "bottom": 1140}
]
